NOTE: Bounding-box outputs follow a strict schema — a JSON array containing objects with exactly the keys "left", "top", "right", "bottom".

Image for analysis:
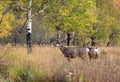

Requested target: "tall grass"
[{"left": 0, "top": 44, "right": 120, "bottom": 82}]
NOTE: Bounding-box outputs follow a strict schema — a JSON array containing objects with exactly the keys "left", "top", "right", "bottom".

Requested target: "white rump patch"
[
  {"left": 94, "top": 48, "right": 100, "bottom": 56},
  {"left": 86, "top": 48, "right": 89, "bottom": 52}
]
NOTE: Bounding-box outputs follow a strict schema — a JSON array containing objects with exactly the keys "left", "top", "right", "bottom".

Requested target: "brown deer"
[
  {"left": 56, "top": 44, "right": 88, "bottom": 62},
  {"left": 87, "top": 47, "right": 100, "bottom": 60}
]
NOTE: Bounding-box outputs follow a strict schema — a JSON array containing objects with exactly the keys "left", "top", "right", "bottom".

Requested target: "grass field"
[{"left": 0, "top": 44, "right": 120, "bottom": 82}]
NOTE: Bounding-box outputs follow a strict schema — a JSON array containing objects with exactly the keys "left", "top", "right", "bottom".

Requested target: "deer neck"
[{"left": 60, "top": 45, "right": 66, "bottom": 52}]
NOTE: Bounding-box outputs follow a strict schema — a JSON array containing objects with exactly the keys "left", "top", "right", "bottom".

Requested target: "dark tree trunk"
[
  {"left": 27, "top": 32, "right": 32, "bottom": 53},
  {"left": 67, "top": 33, "right": 71, "bottom": 46},
  {"left": 56, "top": 26, "right": 60, "bottom": 44},
  {"left": 106, "top": 32, "right": 114, "bottom": 47},
  {"left": 13, "top": 32, "right": 18, "bottom": 46},
  {"left": 107, "top": 41, "right": 111, "bottom": 46},
  {"left": 90, "top": 36, "right": 95, "bottom": 46}
]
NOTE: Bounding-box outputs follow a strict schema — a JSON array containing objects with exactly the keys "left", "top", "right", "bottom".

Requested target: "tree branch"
[
  {"left": 19, "top": 6, "right": 28, "bottom": 11},
  {"left": 31, "top": 6, "right": 48, "bottom": 18},
  {"left": 31, "top": 0, "right": 48, "bottom": 18},
  {"left": 17, "top": 0, "right": 27, "bottom": 12}
]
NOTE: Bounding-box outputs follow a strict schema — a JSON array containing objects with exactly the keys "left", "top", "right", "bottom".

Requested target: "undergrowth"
[{"left": 0, "top": 45, "right": 120, "bottom": 82}]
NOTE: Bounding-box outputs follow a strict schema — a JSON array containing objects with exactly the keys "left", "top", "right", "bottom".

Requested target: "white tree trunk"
[
  {"left": 26, "top": 0, "right": 48, "bottom": 53},
  {"left": 27, "top": 0, "right": 32, "bottom": 53},
  {"left": 27, "top": 0, "right": 32, "bottom": 33}
]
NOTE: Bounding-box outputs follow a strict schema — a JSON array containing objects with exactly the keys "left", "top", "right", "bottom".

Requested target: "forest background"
[{"left": 0, "top": 0, "right": 120, "bottom": 46}]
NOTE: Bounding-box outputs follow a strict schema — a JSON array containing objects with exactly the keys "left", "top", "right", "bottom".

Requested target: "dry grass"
[{"left": 0, "top": 45, "right": 120, "bottom": 82}]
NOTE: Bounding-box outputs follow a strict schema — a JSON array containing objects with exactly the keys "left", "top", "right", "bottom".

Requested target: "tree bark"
[
  {"left": 106, "top": 32, "right": 114, "bottom": 47},
  {"left": 90, "top": 36, "right": 95, "bottom": 46},
  {"left": 56, "top": 26, "right": 60, "bottom": 44},
  {"left": 67, "top": 33, "right": 71, "bottom": 46},
  {"left": 27, "top": 0, "right": 32, "bottom": 54}
]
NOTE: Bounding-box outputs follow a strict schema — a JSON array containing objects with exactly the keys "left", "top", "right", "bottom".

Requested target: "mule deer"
[
  {"left": 56, "top": 44, "right": 88, "bottom": 62},
  {"left": 88, "top": 47, "right": 100, "bottom": 60}
]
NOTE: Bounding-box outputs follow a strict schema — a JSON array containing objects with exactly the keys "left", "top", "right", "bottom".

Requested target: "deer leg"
[
  {"left": 95, "top": 53, "right": 98, "bottom": 59},
  {"left": 80, "top": 55, "right": 85, "bottom": 61},
  {"left": 88, "top": 55, "right": 92, "bottom": 60},
  {"left": 67, "top": 57, "right": 71, "bottom": 62}
]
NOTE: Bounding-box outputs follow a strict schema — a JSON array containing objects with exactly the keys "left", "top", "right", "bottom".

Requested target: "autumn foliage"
[{"left": 0, "top": 0, "right": 120, "bottom": 45}]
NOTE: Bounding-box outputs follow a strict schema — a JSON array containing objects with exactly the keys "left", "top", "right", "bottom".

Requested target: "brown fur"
[
  {"left": 59, "top": 45, "right": 87, "bottom": 62},
  {"left": 88, "top": 47, "right": 99, "bottom": 60}
]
